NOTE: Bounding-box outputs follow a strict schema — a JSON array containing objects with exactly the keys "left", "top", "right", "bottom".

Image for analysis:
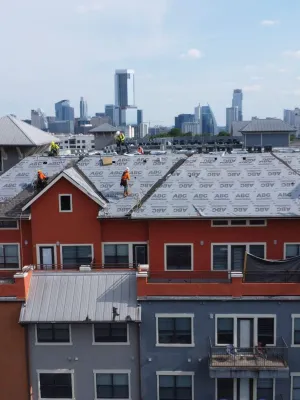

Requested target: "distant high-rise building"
[
  {"left": 174, "top": 114, "right": 195, "bottom": 130},
  {"left": 137, "top": 109, "right": 143, "bottom": 125},
  {"left": 104, "top": 105, "right": 115, "bottom": 125},
  {"left": 226, "top": 106, "right": 239, "bottom": 132},
  {"left": 194, "top": 104, "right": 201, "bottom": 122},
  {"left": 120, "top": 107, "right": 138, "bottom": 126},
  {"left": 232, "top": 89, "right": 243, "bottom": 121},
  {"left": 55, "top": 100, "right": 74, "bottom": 122},
  {"left": 138, "top": 123, "right": 148, "bottom": 138},
  {"left": 115, "top": 69, "right": 135, "bottom": 108},
  {"left": 201, "top": 105, "right": 218, "bottom": 135},
  {"left": 182, "top": 122, "right": 202, "bottom": 135},
  {"left": 80, "top": 97, "right": 88, "bottom": 120},
  {"left": 284, "top": 108, "right": 300, "bottom": 136},
  {"left": 31, "top": 109, "right": 48, "bottom": 131}
]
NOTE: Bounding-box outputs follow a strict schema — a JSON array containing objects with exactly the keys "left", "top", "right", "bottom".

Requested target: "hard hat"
[
  {"left": 38, "top": 170, "right": 41, "bottom": 173},
  {"left": 116, "top": 131, "right": 120, "bottom": 135},
  {"left": 126, "top": 167, "right": 130, "bottom": 171}
]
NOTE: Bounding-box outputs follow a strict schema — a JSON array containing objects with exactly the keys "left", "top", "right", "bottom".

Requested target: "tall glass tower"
[
  {"left": 201, "top": 105, "right": 218, "bottom": 135},
  {"left": 55, "top": 100, "right": 74, "bottom": 122},
  {"left": 80, "top": 97, "right": 88, "bottom": 120},
  {"left": 232, "top": 89, "right": 243, "bottom": 121},
  {"left": 114, "top": 69, "right": 135, "bottom": 108}
]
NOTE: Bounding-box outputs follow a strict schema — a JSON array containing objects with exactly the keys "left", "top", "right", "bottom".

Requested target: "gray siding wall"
[
  {"left": 140, "top": 300, "right": 300, "bottom": 400},
  {"left": 0, "top": 146, "right": 47, "bottom": 174},
  {"left": 94, "top": 133, "right": 116, "bottom": 150},
  {"left": 28, "top": 323, "right": 140, "bottom": 400},
  {"left": 244, "top": 133, "right": 290, "bottom": 147}
]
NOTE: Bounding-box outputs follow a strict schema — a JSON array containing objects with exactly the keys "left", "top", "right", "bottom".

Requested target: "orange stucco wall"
[{"left": 0, "top": 302, "right": 29, "bottom": 400}]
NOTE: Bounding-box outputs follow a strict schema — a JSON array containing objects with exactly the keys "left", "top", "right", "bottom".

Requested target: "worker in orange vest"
[
  {"left": 120, "top": 167, "right": 131, "bottom": 197},
  {"left": 137, "top": 146, "right": 144, "bottom": 154},
  {"left": 37, "top": 170, "right": 48, "bottom": 190}
]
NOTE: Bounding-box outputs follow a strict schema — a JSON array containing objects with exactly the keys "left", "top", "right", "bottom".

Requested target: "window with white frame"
[
  {"left": 39, "top": 371, "right": 73, "bottom": 399},
  {"left": 285, "top": 244, "right": 300, "bottom": 259},
  {"left": 0, "top": 244, "right": 19, "bottom": 268},
  {"left": 36, "top": 324, "right": 70, "bottom": 344},
  {"left": 216, "top": 378, "right": 273, "bottom": 400},
  {"left": 292, "top": 315, "right": 300, "bottom": 346},
  {"left": 165, "top": 245, "right": 192, "bottom": 271},
  {"left": 95, "top": 372, "right": 130, "bottom": 399},
  {"left": 215, "top": 315, "right": 275, "bottom": 346},
  {"left": 212, "top": 219, "right": 266, "bottom": 227},
  {"left": 94, "top": 323, "right": 128, "bottom": 343},
  {"left": 256, "top": 379, "right": 273, "bottom": 400},
  {"left": 61, "top": 245, "right": 93, "bottom": 268},
  {"left": 158, "top": 374, "right": 193, "bottom": 400},
  {"left": 157, "top": 315, "right": 193, "bottom": 345},
  {"left": 103, "top": 244, "right": 129, "bottom": 265},
  {"left": 292, "top": 374, "right": 300, "bottom": 400},
  {"left": 59, "top": 194, "right": 72, "bottom": 212},
  {"left": 212, "top": 244, "right": 265, "bottom": 271}
]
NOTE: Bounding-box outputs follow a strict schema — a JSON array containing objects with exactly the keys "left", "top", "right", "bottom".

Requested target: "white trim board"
[
  {"left": 0, "top": 242, "right": 21, "bottom": 270},
  {"left": 164, "top": 243, "right": 194, "bottom": 271},
  {"left": 36, "top": 244, "right": 57, "bottom": 269},
  {"left": 59, "top": 194, "right": 73, "bottom": 213},
  {"left": 22, "top": 170, "right": 106, "bottom": 211},
  {"left": 291, "top": 314, "right": 300, "bottom": 347},
  {"left": 284, "top": 242, "right": 300, "bottom": 259}
]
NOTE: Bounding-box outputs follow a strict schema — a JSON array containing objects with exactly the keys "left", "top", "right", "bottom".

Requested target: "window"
[
  {"left": 292, "top": 375, "right": 300, "bottom": 400},
  {"left": 285, "top": 244, "right": 300, "bottom": 258},
  {"left": 215, "top": 315, "right": 275, "bottom": 346},
  {"left": 158, "top": 374, "right": 193, "bottom": 400},
  {"left": 292, "top": 315, "right": 300, "bottom": 346},
  {"left": 94, "top": 323, "right": 128, "bottom": 343},
  {"left": 39, "top": 372, "right": 73, "bottom": 399},
  {"left": 156, "top": 315, "right": 193, "bottom": 346},
  {"left": 212, "top": 244, "right": 265, "bottom": 271},
  {"left": 256, "top": 379, "right": 273, "bottom": 400},
  {"left": 0, "top": 220, "right": 18, "bottom": 229},
  {"left": 217, "top": 378, "right": 233, "bottom": 400},
  {"left": 165, "top": 245, "right": 192, "bottom": 271},
  {"left": 0, "top": 244, "right": 19, "bottom": 268},
  {"left": 61, "top": 245, "right": 93, "bottom": 268},
  {"left": 217, "top": 318, "right": 234, "bottom": 344},
  {"left": 59, "top": 195, "right": 72, "bottom": 212},
  {"left": 95, "top": 372, "right": 129, "bottom": 399},
  {"left": 103, "top": 244, "right": 129, "bottom": 266},
  {"left": 212, "top": 219, "right": 266, "bottom": 227},
  {"left": 36, "top": 324, "right": 70, "bottom": 344}
]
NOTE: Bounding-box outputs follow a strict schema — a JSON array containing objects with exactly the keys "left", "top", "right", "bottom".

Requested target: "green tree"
[
  {"left": 168, "top": 128, "right": 182, "bottom": 136},
  {"left": 218, "top": 131, "right": 230, "bottom": 136},
  {"left": 290, "top": 134, "right": 296, "bottom": 141}
]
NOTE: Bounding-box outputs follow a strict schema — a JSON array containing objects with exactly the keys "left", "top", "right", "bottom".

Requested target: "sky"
[{"left": 0, "top": 0, "right": 300, "bottom": 126}]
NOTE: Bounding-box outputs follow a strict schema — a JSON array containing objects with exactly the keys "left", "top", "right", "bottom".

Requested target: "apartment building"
[
  {"left": 0, "top": 152, "right": 300, "bottom": 398},
  {"left": 55, "top": 133, "right": 95, "bottom": 153}
]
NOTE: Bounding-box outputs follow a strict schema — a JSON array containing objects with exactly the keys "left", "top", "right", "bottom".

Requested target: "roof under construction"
[{"left": 0, "top": 152, "right": 300, "bottom": 219}]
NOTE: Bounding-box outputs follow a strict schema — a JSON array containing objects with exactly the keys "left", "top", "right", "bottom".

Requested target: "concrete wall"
[
  {"left": 243, "top": 133, "right": 290, "bottom": 147},
  {"left": 28, "top": 322, "right": 140, "bottom": 400},
  {"left": 140, "top": 299, "right": 300, "bottom": 399}
]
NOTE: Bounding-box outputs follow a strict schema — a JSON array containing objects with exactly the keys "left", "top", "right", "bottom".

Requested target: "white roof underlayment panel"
[
  {"left": 77, "top": 155, "right": 186, "bottom": 217},
  {"left": 132, "top": 153, "right": 300, "bottom": 219}
]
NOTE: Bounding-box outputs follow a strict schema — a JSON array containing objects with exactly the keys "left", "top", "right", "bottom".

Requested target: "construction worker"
[
  {"left": 115, "top": 131, "right": 129, "bottom": 154},
  {"left": 50, "top": 141, "right": 60, "bottom": 156},
  {"left": 37, "top": 170, "right": 48, "bottom": 191},
  {"left": 120, "top": 167, "right": 130, "bottom": 197},
  {"left": 137, "top": 145, "right": 144, "bottom": 155}
]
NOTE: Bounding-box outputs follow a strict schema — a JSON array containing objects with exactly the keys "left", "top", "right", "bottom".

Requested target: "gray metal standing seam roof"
[
  {"left": 0, "top": 115, "right": 61, "bottom": 146},
  {"left": 19, "top": 271, "right": 140, "bottom": 323},
  {"left": 239, "top": 118, "right": 296, "bottom": 133},
  {"left": 89, "top": 123, "right": 118, "bottom": 133}
]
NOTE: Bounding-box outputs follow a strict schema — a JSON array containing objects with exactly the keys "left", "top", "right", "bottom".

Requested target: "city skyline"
[{"left": 0, "top": 0, "right": 300, "bottom": 125}]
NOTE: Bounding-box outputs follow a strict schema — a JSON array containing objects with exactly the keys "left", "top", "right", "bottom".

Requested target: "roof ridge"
[
  {"left": 271, "top": 152, "right": 300, "bottom": 177},
  {"left": 127, "top": 156, "right": 188, "bottom": 216},
  {"left": 72, "top": 162, "right": 110, "bottom": 204},
  {"left": 8, "top": 115, "right": 34, "bottom": 145}
]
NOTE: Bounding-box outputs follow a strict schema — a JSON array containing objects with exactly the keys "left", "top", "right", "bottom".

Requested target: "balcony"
[
  {"left": 36, "top": 263, "right": 138, "bottom": 271},
  {"left": 209, "top": 337, "right": 289, "bottom": 379},
  {"left": 148, "top": 270, "right": 231, "bottom": 283}
]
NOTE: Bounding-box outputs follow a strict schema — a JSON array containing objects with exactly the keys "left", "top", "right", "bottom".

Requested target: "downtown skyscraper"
[
  {"left": 80, "top": 97, "right": 88, "bottom": 121},
  {"left": 114, "top": 69, "right": 137, "bottom": 126},
  {"left": 232, "top": 89, "right": 243, "bottom": 121}
]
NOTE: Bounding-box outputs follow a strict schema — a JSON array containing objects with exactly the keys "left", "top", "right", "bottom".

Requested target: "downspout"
[
  {"left": 19, "top": 211, "right": 24, "bottom": 268},
  {"left": 137, "top": 321, "right": 142, "bottom": 400},
  {"left": 24, "top": 324, "right": 32, "bottom": 400}
]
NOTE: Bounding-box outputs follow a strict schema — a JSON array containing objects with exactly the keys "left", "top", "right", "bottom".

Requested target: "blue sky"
[{"left": 0, "top": 0, "right": 299, "bottom": 125}]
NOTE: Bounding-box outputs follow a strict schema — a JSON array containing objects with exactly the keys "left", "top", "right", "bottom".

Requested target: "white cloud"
[
  {"left": 297, "top": 77, "right": 300, "bottom": 81},
  {"left": 278, "top": 68, "right": 288, "bottom": 73},
  {"left": 283, "top": 50, "right": 300, "bottom": 58},
  {"left": 251, "top": 76, "right": 264, "bottom": 81},
  {"left": 180, "top": 48, "right": 203, "bottom": 59},
  {"left": 244, "top": 65, "right": 258, "bottom": 71},
  {"left": 260, "top": 19, "right": 280, "bottom": 26},
  {"left": 243, "top": 84, "right": 262, "bottom": 92}
]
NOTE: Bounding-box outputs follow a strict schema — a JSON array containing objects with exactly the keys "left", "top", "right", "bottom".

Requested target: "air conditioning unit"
[{"left": 79, "top": 265, "right": 91, "bottom": 272}]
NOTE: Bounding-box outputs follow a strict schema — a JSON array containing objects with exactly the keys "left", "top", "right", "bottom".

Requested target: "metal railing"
[
  {"left": 148, "top": 270, "right": 231, "bottom": 283},
  {"left": 35, "top": 263, "right": 138, "bottom": 271},
  {"left": 209, "top": 337, "right": 288, "bottom": 369}
]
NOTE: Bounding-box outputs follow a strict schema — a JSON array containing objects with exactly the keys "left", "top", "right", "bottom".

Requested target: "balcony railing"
[
  {"left": 36, "top": 263, "right": 138, "bottom": 271},
  {"left": 148, "top": 270, "right": 231, "bottom": 283},
  {"left": 209, "top": 337, "right": 288, "bottom": 370},
  {"left": 244, "top": 270, "right": 300, "bottom": 283}
]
